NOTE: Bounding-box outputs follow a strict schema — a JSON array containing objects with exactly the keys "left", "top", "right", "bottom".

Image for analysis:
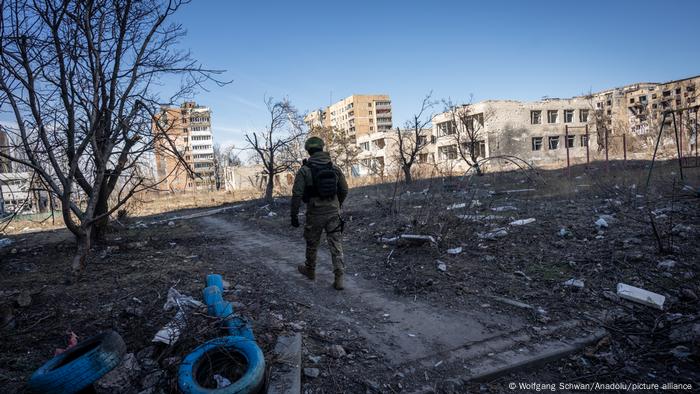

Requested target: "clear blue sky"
[{"left": 175, "top": 0, "right": 698, "bottom": 148}]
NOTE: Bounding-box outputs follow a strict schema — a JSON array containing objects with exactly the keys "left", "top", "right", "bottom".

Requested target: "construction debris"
[
  {"left": 478, "top": 228, "right": 508, "bottom": 240},
  {"left": 616, "top": 283, "right": 665, "bottom": 310},
  {"left": 562, "top": 279, "right": 584, "bottom": 288},
  {"left": 510, "top": 218, "right": 536, "bottom": 226},
  {"left": 446, "top": 247, "right": 462, "bottom": 255}
]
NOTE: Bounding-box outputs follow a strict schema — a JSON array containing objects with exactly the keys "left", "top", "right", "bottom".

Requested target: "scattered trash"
[
  {"left": 436, "top": 260, "right": 447, "bottom": 272},
  {"left": 616, "top": 283, "right": 665, "bottom": 310},
  {"left": 214, "top": 374, "right": 232, "bottom": 388},
  {"left": 267, "top": 211, "right": 277, "bottom": 217},
  {"left": 381, "top": 234, "right": 436, "bottom": 245},
  {"left": 510, "top": 218, "right": 536, "bottom": 226},
  {"left": 558, "top": 228, "right": 572, "bottom": 237},
  {"left": 55, "top": 331, "right": 79, "bottom": 355},
  {"left": 477, "top": 228, "right": 508, "bottom": 240},
  {"left": 657, "top": 260, "right": 677, "bottom": 270},
  {"left": 457, "top": 214, "right": 501, "bottom": 221},
  {"left": 446, "top": 247, "right": 462, "bottom": 255},
  {"left": 563, "top": 278, "right": 584, "bottom": 288},
  {"left": 303, "top": 368, "right": 320, "bottom": 379},
  {"left": 153, "top": 288, "right": 203, "bottom": 345},
  {"left": 595, "top": 218, "right": 608, "bottom": 229},
  {"left": 446, "top": 203, "right": 466, "bottom": 210},
  {"left": 328, "top": 344, "right": 346, "bottom": 358},
  {"left": 491, "top": 206, "right": 518, "bottom": 212}
]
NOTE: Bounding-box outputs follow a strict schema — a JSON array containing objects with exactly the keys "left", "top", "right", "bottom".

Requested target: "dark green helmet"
[{"left": 305, "top": 136, "right": 325, "bottom": 151}]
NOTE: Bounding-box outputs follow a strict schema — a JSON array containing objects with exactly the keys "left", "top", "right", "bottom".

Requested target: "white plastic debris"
[
  {"left": 457, "top": 214, "right": 501, "bottom": 222},
  {"left": 214, "top": 374, "right": 232, "bottom": 388},
  {"left": 491, "top": 206, "right": 518, "bottom": 212},
  {"left": 399, "top": 234, "right": 436, "bottom": 244},
  {"left": 446, "top": 247, "right": 462, "bottom": 255},
  {"left": 267, "top": 211, "right": 277, "bottom": 217},
  {"left": 477, "top": 228, "right": 508, "bottom": 240},
  {"left": 563, "top": 279, "right": 584, "bottom": 288},
  {"left": 617, "top": 283, "right": 665, "bottom": 310},
  {"left": 436, "top": 260, "right": 447, "bottom": 272},
  {"left": 657, "top": 260, "right": 677, "bottom": 270},
  {"left": 153, "top": 288, "right": 204, "bottom": 345},
  {"left": 595, "top": 218, "right": 608, "bottom": 229},
  {"left": 446, "top": 203, "right": 466, "bottom": 210},
  {"left": 510, "top": 218, "right": 536, "bottom": 226}
]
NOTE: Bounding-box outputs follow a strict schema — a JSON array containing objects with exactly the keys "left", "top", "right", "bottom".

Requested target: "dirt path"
[{"left": 196, "top": 215, "right": 526, "bottom": 370}]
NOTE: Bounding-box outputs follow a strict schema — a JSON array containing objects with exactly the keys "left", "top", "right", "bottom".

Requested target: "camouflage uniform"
[{"left": 290, "top": 151, "right": 349, "bottom": 286}]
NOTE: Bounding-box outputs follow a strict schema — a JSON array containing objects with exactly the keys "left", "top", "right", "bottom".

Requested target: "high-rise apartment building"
[
  {"left": 304, "top": 94, "right": 392, "bottom": 137},
  {"left": 153, "top": 101, "right": 215, "bottom": 192}
]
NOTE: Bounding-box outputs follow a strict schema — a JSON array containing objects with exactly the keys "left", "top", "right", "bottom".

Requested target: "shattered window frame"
[
  {"left": 531, "top": 137, "right": 543, "bottom": 151},
  {"left": 548, "top": 136, "right": 560, "bottom": 149}
]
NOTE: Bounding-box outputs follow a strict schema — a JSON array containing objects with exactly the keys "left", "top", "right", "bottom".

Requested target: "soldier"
[{"left": 290, "top": 136, "right": 349, "bottom": 290}]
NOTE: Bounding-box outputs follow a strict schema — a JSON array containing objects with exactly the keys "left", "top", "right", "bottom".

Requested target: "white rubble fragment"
[
  {"left": 436, "top": 260, "right": 447, "bottom": 272},
  {"left": 446, "top": 247, "right": 462, "bottom": 255},
  {"left": 563, "top": 279, "right": 584, "bottom": 288},
  {"left": 510, "top": 218, "right": 536, "bottom": 226},
  {"left": 558, "top": 228, "right": 572, "bottom": 237},
  {"left": 477, "top": 228, "right": 508, "bottom": 240},
  {"left": 617, "top": 283, "right": 665, "bottom": 310},
  {"left": 491, "top": 206, "right": 518, "bottom": 212},
  {"left": 457, "top": 214, "right": 501, "bottom": 222},
  {"left": 657, "top": 260, "right": 677, "bottom": 270},
  {"left": 595, "top": 218, "right": 608, "bottom": 229},
  {"left": 503, "top": 188, "right": 536, "bottom": 194},
  {"left": 267, "top": 211, "right": 277, "bottom": 217},
  {"left": 399, "top": 234, "right": 436, "bottom": 244},
  {"left": 446, "top": 203, "right": 466, "bottom": 210}
]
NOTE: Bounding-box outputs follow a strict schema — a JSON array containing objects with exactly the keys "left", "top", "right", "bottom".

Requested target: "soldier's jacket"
[{"left": 291, "top": 151, "right": 348, "bottom": 217}]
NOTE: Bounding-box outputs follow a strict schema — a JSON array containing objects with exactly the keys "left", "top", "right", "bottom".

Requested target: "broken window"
[
  {"left": 439, "top": 145, "right": 458, "bottom": 160},
  {"left": 564, "top": 110, "right": 574, "bottom": 123},
  {"left": 437, "top": 121, "right": 456, "bottom": 136},
  {"left": 531, "top": 137, "right": 543, "bottom": 151},
  {"left": 566, "top": 135, "right": 575, "bottom": 148},
  {"left": 360, "top": 142, "right": 370, "bottom": 151},
  {"left": 531, "top": 110, "right": 542, "bottom": 124},
  {"left": 548, "top": 136, "right": 559, "bottom": 149},
  {"left": 639, "top": 95, "right": 647, "bottom": 103},
  {"left": 579, "top": 109, "right": 589, "bottom": 122},
  {"left": 547, "top": 110, "right": 558, "bottom": 123},
  {"left": 464, "top": 140, "right": 486, "bottom": 158},
  {"left": 687, "top": 84, "right": 695, "bottom": 92},
  {"left": 652, "top": 94, "right": 657, "bottom": 99},
  {"left": 630, "top": 98, "right": 635, "bottom": 104},
  {"left": 580, "top": 135, "right": 589, "bottom": 146},
  {"left": 663, "top": 90, "right": 671, "bottom": 97},
  {"left": 675, "top": 88, "right": 681, "bottom": 95}
]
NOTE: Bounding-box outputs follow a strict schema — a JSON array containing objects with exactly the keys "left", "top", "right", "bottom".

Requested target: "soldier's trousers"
[{"left": 304, "top": 213, "right": 345, "bottom": 274}]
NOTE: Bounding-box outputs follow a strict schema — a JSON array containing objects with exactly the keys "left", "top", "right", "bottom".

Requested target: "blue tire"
[
  {"left": 178, "top": 336, "right": 265, "bottom": 394},
  {"left": 27, "top": 330, "right": 126, "bottom": 394}
]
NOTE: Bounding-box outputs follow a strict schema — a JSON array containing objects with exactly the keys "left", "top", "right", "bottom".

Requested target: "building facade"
[
  {"left": 304, "top": 94, "right": 393, "bottom": 138},
  {"left": 153, "top": 101, "right": 216, "bottom": 192}
]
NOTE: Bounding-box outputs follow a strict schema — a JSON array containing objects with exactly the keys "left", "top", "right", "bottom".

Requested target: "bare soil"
[{"left": 0, "top": 160, "right": 698, "bottom": 393}]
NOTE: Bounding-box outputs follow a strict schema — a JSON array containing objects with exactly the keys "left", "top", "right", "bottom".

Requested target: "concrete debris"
[
  {"left": 303, "top": 368, "right": 320, "bottom": 379},
  {"left": 446, "top": 203, "right": 466, "bottom": 210},
  {"left": 563, "top": 279, "right": 584, "bottom": 288},
  {"left": 267, "top": 211, "right": 277, "bottom": 217},
  {"left": 513, "top": 271, "right": 531, "bottom": 281},
  {"left": 657, "top": 260, "right": 677, "bottom": 270},
  {"left": 436, "top": 260, "right": 447, "bottom": 272},
  {"left": 616, "top": 283, "right": 665, "bottom": 310},
  {"left": 308, "top": 355, "right": 321, "bottom": 364},
  {"left": 491, "top": 205, "right": 518, "bottom": 212},
  {"left": 595, "top": 218, "right": 608, "bottom": 229},
  {"left": 558, "top": 228, "right": 573, "bottom": 237},
  {"left": 446, "top": 247, "right": 462, "bottom": 255},
  {"left": 510, "top": 218, "right": 536, "bottom": 226},
  {"left": 328, "top": 344, "right": 347, "bottom": 358},
  {"left": 477, "top": 228, "right": 508, "bottom": 240}
]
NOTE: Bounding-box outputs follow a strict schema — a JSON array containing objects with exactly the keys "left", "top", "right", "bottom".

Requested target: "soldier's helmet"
[{"left": 304, "top": 136, "right": 325, "bottom": 152}]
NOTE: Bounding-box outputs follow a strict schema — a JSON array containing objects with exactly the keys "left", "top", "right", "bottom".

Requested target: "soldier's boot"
[
  {"left": 297, "top": 264, "right": 315, "bottom": 280},
  {"left": 333, "top": 271, "right": 344, "bottom": 290}
]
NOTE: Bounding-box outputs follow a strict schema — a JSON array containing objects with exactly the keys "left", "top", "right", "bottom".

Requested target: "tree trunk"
[
  {"left": 264, "top": 173, "right": 274, "bottom": 202},
  {"left": 402, "top": 164, "right": 412, "bottom": 184},
  {"left": 70, "top": 227, "right": 91, "bottom": 281},
  {"left": 92, "top": 176, "right": 111, "bottom": 243}
]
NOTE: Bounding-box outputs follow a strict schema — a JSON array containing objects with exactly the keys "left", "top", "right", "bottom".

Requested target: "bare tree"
[
  {"left": 244, "top": 98, "right": 305, "bottom": 202},
  {"left": 395, "top": 92, "right": 436, "bottom": 183},
  {"left": 308, "top": 125, "right": 360, "bottom": 176},
  {"left": 0, "top": 0, "right": 225, "bottom": 277},
  {"left": 443, "top": 98, "right": 492, "bottom": 175}
]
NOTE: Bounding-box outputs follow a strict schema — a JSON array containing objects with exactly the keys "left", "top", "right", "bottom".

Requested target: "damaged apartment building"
[
  {"left": 0, "top": 129, "right": 50, "bottom": 215},
  {"left": 153, "top": 101, "right": 216, "bottom": 192},
  {"left": 344, "top": 75, "right": 699, "bottom": 176}
]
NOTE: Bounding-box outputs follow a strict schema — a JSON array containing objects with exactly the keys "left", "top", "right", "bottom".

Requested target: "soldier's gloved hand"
[{"left": 291, "top": 215, "right": 300, "bottom": 228}]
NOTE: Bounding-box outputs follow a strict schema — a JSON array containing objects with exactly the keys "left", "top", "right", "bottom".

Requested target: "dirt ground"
[{"left": 1, "top": 160, "right": 698, "bottom": 393}]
